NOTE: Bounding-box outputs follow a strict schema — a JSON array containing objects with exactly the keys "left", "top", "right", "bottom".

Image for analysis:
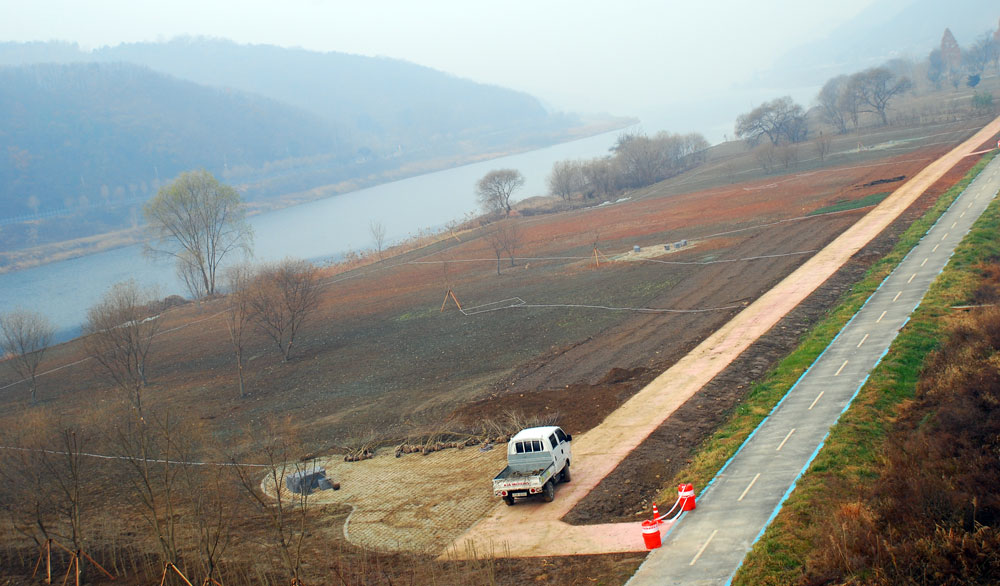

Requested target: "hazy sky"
[{"left": 2, "top": 0, "right": 880, "bottom": 130}]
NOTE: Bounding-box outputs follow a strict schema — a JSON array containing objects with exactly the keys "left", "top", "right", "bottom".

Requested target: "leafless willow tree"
[
  {"left": 223, "top": 263, "right": 256, "bottom": 398},
  {"left": 547, "top": 160, "right": 585, "bottom": 200},
  {"left": 581, "top": 157, "right": 619, "bottom": 200},
  {"left": 369, "top": 220, "right": 387, "bottom": 261},
  {"left": 735, "top": 96, "right": 807, "bottom": 146},
  {"left": 233, "top": 430, "right": 311, "bottom": 585},
  {"left": 250, "top": 259, "right": 322, "bottom": 362},
  {"left": 609, "top": 130, "right": 710, "bottom": 189},
  {"left": 817, "top": 75, "right": 850, "bottom": 134},
  {"left": 476, "top": 169, "right": 524, "bottom": 217},
  {"left": 144, "top": 169, "right": 253, "bottom": 298},
  {"left": 0, "top": 308, "right": 55, "bottom": 403},
  {"left": 84, "top": 280, "right": 160, "bottom": 417}
]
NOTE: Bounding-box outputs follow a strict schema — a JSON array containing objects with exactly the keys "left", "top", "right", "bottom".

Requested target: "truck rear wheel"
[
  {"left": 542, "top": 480, "right": 555, "bottom": 502},
  {"left": 503, "top": 495, "right": 515, "bottom": 506}
]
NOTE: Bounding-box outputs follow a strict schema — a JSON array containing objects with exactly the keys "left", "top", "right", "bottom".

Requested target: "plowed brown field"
[{"left": 1, "top": 119, "right": 993, "bottom": 583}]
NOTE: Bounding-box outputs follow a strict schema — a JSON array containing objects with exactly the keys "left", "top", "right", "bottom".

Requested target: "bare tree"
[
  {"left": 581, "top": 157, "right": 618, "bottom": 200},
  {"left": 0, "top": 308, "right": 55, "bottom": 403},
  {"left": 754, "top": 143, "right": 777, "bottom": 174},
  {"left": 233, "top": 429, "right": 311, "bottom": 585},
  {"left": 778, "top": 143, "right": 799, "bottom": 169},
  {"left": 815, "top": 132, "right": 833, "bottom": 162},
  {"left": 851, "top": 67, "right": 912, "bottom": 126},
  {"left": 83, "top": 280, "right": 160, "bottom": 417},
  {"left": 485, "top": 228, "right": 506, "bottom": 276},
  {"left": 250, "top": 259, "right": 321, "bottom": 362},
  {"left": 547, "top": 160, "right": 584, "bottom": 200},
  {"left": 115, "top": 412, "right": 185, "bottom": 567},
  {"left": 0, "top": 414, "right": 57, "bottom": 546},
  {"left": 610, "top": 130, "right": 711, "bottom": 189},
  {"left": 369, "top": 220, "right": 387, "bottom": 261},
  {"left": 614, "top": 132, "right": 671, "bottom": 187},
  {"left": 496, "top": 220, "right": 523, "bottom": 267},
  {"left": 183, "top": 463, "right": 235, "bottom": 582},
  {"left": 223, "top": 263, "right": 256, "bottom": 398},
  {"left": 476, "top": 169, "right": 524, "bottom": 217},
  {"left": 43, "top": 428, "right": 87, "bottom": 555},
  {"left": 177, "top": 250, "right": 208, "bottom": 300},
  {"left": 963, "top": 34, "right": 995, "bottom": 76},
  {"left": 144, "top": 169, "right": 253, "bottom": 298},
  {"left": 735, "top": 96, "right": 807, "bottom": 146},
  {"left": 817, "top": 75, "right": 850, "bottom": 134},
  {"left": 927, "top": 48, "right": 945, "bottom": 88}
]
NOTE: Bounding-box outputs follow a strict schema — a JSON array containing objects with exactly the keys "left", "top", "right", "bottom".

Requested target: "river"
[{"left": 0, "top": 130, "right": 624, "bottom": 342}]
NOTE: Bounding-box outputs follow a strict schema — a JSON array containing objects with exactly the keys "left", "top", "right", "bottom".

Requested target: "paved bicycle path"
[
  {"left": 626, "top": 151, "right": 1000, "bottom": 584},
  {"left": 443, "top": 117, "right": 1000, "bottom": 561}
]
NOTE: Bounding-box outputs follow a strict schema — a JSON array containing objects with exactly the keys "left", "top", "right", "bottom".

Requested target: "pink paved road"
[{"left": 443, "top": 116, "right": 1000, "bottom": 560}]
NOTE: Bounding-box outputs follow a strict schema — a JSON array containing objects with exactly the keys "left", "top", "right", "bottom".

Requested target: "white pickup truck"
[{"left": 492, "top": 426, "right": 572, "bottom": 505}]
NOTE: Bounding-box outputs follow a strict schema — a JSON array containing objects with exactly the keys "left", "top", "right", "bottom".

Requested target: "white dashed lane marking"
[
  {"left": 776, "top": 428, "right": 796, "bottom": 452},
  {"left": 689, "top": 530, "right": 718, "bottom": 566},
  {"left": 738, "top": 473, "right": 761, "bottom": 502}
]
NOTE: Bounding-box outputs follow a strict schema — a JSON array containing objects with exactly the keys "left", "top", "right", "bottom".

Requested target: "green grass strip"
[
  {"left": 659, "top": 151, "right": 997, "bottom": 509},
  {"left": 808, "top": 191, "right": 891, "bottom": 215},
  {"left": 732, "top": 152, "right": 1000, "bottom": 584}
]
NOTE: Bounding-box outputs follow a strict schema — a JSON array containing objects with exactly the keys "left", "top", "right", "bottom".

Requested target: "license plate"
[{"left": 512, "top": 491, "right": 528, "bottom": 498}]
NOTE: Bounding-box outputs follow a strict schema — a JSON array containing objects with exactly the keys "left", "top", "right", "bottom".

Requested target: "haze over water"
[{"left": 0, "top": 131, "right": 622, "bottom": 343}]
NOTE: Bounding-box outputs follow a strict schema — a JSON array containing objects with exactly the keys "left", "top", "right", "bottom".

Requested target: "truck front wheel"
[
  {"left": 503, "top": 495, "right": 515, "bottom": 506},
  {"left": 542, "top": 481, "right": 555, "bottom": 502},
  {"left": 561, "top": 464, "right": 571, "bottom": 484}
]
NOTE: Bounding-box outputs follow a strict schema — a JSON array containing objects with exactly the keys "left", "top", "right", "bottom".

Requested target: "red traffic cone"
[
  {"left": 652, "top": 503, "right": 661, "bottom": 524},
  {"left": 641, "top": 519, "right": 661, "bottom": 549},
  {"left": 679, "top": 483, "right": 696, "bottom": 511}
]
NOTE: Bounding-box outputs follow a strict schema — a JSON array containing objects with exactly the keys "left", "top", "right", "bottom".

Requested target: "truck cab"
[{"left": 492, "top": 426, "right": 572, "bottom": 505}]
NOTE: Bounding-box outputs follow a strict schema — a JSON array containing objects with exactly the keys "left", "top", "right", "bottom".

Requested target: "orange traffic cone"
[{"left": 679, "top": 483, "right": 697, "bottom": 511}]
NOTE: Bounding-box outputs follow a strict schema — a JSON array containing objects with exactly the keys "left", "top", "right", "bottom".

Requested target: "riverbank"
[{"left": 0, "top": 118, "right": 634, "bottom": 275}]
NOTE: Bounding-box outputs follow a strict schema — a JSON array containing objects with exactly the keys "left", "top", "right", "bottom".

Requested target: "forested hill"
[
  {"left": 85, "top": 39, "right": 568, "bottom": 153},
  {"left": 0, "top": 62, "right": 348, "bottom": 222},
  {"left": 0, "top": 38, "right": 580, "bottom": 160},
  {"left": 0, "top": 39, "right": 602, "bottom": 253}
]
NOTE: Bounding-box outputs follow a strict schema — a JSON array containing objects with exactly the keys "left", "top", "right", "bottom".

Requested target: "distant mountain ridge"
[
  {"left": 0, "top": 62, "right": 346, "bottom": 220},
  {"left": 753, "top": 0, "right": 998, "bottom": 89},
  {"left": 0, "top": 38, "right": 577, "bottom": 156},
  {"left": 0, "top": 38, "right": 604, "bottom": 252}
]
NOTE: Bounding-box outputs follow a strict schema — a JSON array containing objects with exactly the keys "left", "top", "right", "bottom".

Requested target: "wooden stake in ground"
[
  {"left": 440, "top": 289, "right": 463, "bottom": 312},
  {"left": 160, "top": 562, "right": 193, "bottom": 586},
  {"left": 592, "top": 245, "right": 613, "bottom": 267},
  {"left": 32, "top": 539, "right": 115, "bottom": 586}
]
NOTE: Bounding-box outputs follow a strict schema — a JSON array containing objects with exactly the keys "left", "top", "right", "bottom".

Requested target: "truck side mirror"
[{"left": 566, "top": 434, "right": 572, "bottom": 442}]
